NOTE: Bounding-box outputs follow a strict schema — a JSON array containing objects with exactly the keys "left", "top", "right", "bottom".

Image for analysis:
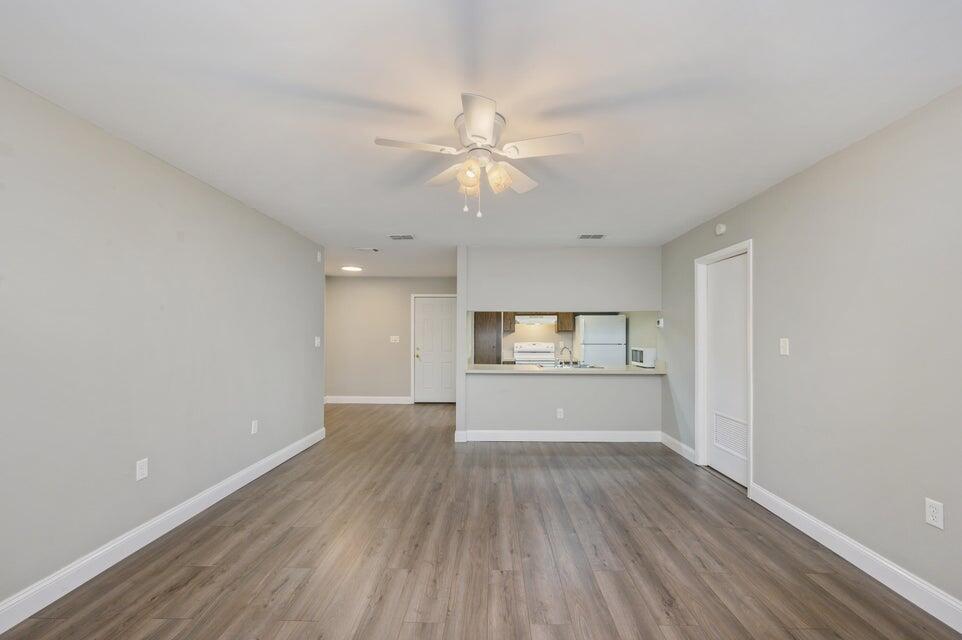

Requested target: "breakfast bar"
[
  {"left": 467, "top": 363, "right": 666, "bottom": 375},
  {"left": 463, "top": 363, "right": 664, "bottom": 441}
]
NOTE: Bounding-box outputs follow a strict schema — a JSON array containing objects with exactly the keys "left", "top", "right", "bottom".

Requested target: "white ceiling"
[{"left": 2, "top": 1, "right": 962, "bottom": 277}]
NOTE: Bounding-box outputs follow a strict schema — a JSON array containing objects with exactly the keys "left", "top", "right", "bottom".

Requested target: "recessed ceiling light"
[{"left": 341, "top": 265, "right": 363, "bottom": 272}]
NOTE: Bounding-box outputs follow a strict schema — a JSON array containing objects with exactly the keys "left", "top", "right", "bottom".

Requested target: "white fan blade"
[
  {"left": 501, "top": 162, "right": 538, "bottom": 193},
  {"left": 425, "top": 163, "right": 463, "bottom": 186},
  {"left": 461, "top": 93, "right": 497, "bottom": 144},
  {"left": 498, "top": 132, "right": 584, "bottom": 159},
  {"left": 375, "top": 138, "right": 461, "bottom": 154}
]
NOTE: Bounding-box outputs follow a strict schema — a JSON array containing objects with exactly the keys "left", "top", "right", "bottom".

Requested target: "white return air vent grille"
[
  {"left": 389, "top": 234, "right": 415, "bottom": 240},
  {"left": 713, "top": 412, "right": 748, "bottom": 459},
  {"left": 578, "top": 234, "right": 605, "bottom": 240}
]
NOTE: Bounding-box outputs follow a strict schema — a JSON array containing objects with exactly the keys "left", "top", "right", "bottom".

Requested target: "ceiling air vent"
[
  {"left": 353, "top": 247, "right": 380, "bottom": 252},
  {"left": 578, "top": 234, "right": 605, "bottom": 240},
  {"left": 389, "top": 234, "right": 415, "bottom": 240}
]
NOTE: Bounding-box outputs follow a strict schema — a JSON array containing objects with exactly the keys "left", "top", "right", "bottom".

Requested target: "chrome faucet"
[{"left": 558, "top": 345, "right": 573, "bottom": 367}]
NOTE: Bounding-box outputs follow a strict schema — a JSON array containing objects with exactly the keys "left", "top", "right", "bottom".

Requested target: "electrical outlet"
[
  {"left": 136, "top": 458, "right": 149, "bottom": 481},
  {"left": 314, "top": 336, "right": 321, "bottom": 348},
  {"left": 556, "top": 408, "right": 564, "bottom": 419},
  {"left": 779, "top": 338, "right": 791, "bottom": 356},
  {"left": 925, "top": 498, "right": 944, "bottom": 530},
  {"left": 390, "top": 335, "right": 400, "bottom": 343},
  {"left": 251, "top": 419, "right": 259, "bottom": 435}
]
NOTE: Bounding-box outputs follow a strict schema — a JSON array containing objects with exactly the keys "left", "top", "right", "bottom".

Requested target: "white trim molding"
[
  {"left": 661, "top": 433, "right": 696, "bottom": 462},
  {"left": 0, "top": 427, "right": 326, "bottom": 635},
  {"left": 749, "top": 483, "right": 962, "bottom": 633},
  {"left": 453, "top": 431, "right": 468, "bottom": 443},
  {"left": 325, "top": 395, "right": 413, "bottom": 405},
  {"left": 464, "top": 429, "right": 662, "bottom": 443}
]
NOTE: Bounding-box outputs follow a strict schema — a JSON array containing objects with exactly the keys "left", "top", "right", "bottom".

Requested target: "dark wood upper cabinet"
[
  {"left": 556, "top": 312, "right": 575, "bottom": 332},
  {"left": 473, "top": 312, "right": 502, "bottom": 364},
  {"left": 502, "top": 312, "right": 515, "bottom": 333}
]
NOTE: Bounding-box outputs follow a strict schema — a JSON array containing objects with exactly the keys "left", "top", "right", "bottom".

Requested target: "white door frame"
[
  {"left": 410, "top": 294, "right": 457, "bottom": 402},
  {"left": 694, "top": 239, "right": 754, "bottom": 487}
]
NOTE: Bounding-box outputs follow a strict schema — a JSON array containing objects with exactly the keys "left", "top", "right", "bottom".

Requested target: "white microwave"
[{"left": 629, "top": 346, "right": 657, "bottom": 368}]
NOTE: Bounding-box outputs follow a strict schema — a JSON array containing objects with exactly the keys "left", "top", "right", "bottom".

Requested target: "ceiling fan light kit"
[
  {"left": 375, "top": 93, "right": 583, "bottom": 217},
  {"left": 486, "top": 161, "right": 512, "bottom": 194}
]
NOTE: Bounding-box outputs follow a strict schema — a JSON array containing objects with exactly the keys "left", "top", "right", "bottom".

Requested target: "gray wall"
[
  {"left": 625, "top": 310, "right": 660, "bottom": 351},
  {"left": 661, "top": 87, "right": 962, "bottom": 598},
  {"left": 0, "top": 77, "right": 325, "bottom": 601},
  {"left": 466, "top": 247, "right": 661, "bottom": 311},
  {"left": 325, "top": 276, "right": 456, "bottom": 398}
]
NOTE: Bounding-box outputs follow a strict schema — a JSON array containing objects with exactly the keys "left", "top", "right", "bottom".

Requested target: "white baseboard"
[
  {"left": 0, "top": 427, "right": 326, "bottom": 635},
  {"left": 464, "top": 429, "right": 661, "bottom": 442},
  {"left": 749, "top": 482, "right": 962, "bottom": 633},
  {"left": 661, "top": 432, "right": 696, "bottom": 462},
  {"left": 453, "top": 431, "right": 468, "bottom": 443},
  {"left": 325, "top": 395, "right": 413, "bottom": 405}
]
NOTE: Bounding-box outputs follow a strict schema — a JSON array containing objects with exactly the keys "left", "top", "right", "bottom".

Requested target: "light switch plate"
[
  {"left": 390, "top": 335, "right": 400, "bottom": 343},
  {"left": 556, "top": 408, "right": 564, "bottom": 419},
  {"left": 656, "top": 318, "right": 664, "bottom": 328},
  {"left": 314, "top": 336, "right": 321, "bottom": 348},
  {"left": 136, "top": 458, "right": 149, "bottom": 481},
  {"left": 925, "top": 498, "right": 944, "bottom": 530},
  {"left": 251, "top": 419, "right": 259, "bottom": 435},
  {"left": 779, "top": 338, "right": 790, "bottom": 356}
]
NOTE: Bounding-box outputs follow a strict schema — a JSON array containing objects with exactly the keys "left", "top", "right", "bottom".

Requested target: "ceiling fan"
[{"left": 375, "top": 93, "right": 583, "bottom": 216}]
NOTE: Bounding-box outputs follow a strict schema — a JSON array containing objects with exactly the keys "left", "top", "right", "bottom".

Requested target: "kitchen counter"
[{"left": 467, "top": 363, "right": 666, "bottom": 375}]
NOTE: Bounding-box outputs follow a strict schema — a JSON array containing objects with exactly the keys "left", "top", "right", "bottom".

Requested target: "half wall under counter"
[{"left": 462, "top": 364, "right": 663, "bottom": 441}]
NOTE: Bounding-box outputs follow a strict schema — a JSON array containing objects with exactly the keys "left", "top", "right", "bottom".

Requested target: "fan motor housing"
[{"left": 454, "top": 112, "right": 506, "bottom": 148}]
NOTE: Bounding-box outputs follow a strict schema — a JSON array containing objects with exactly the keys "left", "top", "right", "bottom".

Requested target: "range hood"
[{"left": 515, "top": 314, "right": 558, "bottom": 326}]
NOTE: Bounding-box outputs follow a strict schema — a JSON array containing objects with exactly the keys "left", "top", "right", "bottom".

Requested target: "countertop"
[{"left": 466, "top": 363, "right": 666, "bottom": 375}]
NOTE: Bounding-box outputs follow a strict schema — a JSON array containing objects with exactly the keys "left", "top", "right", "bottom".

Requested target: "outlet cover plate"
[
  {"left": 136, "top": 458, "right": 149, "bottom": 481},
  {"left": 925, "top": 498, "right": 944, "bottom": 530}
]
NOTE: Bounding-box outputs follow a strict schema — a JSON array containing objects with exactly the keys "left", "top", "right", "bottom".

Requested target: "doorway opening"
[{"left": 694, "top": 239, "right": 753, "bottom": 488}]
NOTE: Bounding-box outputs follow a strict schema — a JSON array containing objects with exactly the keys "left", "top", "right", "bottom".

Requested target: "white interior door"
[
  {"left": 707, "top": 252, "right": 750, "bottom": 485},
  {"left": 414, "top": 296, "right": 456, "bottom": 403}
]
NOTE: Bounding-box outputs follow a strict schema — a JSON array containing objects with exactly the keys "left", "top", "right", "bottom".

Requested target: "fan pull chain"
[
  {"left": 476, "top": 186, "right": 483, "bottom": 218},
  {"left": 462, "top": 192, "right": 469, "bottom": 213}
]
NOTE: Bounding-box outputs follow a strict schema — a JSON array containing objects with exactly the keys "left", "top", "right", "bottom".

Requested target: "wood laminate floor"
[{"left": 4, "top": 403, "right": 958, "bottom": 640}]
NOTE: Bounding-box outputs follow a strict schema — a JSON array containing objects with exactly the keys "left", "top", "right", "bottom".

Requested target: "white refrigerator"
[{"left": 573, "top": 314, "right": 627, "bottom": 367}]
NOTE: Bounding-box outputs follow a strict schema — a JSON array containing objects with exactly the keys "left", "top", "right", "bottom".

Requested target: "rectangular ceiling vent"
[
  {"left": 353, "top": 247, "right": 380, "bottom": 252},
  {"left": 389, "top": 234, "right": 415, "bottom": 240},
  {"left": 578, "top": 234, "right": 606, "bottom": 240}
]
